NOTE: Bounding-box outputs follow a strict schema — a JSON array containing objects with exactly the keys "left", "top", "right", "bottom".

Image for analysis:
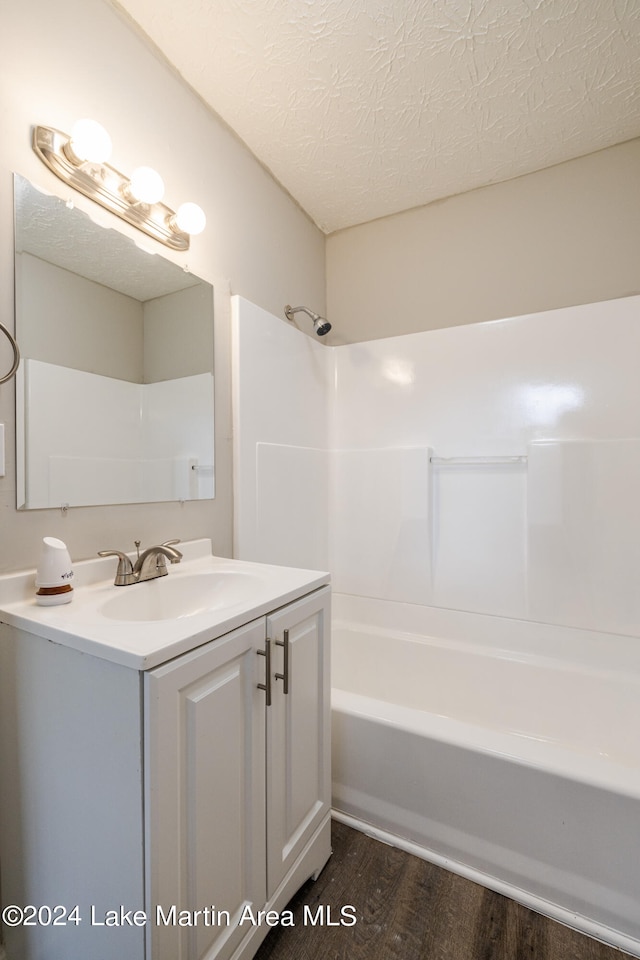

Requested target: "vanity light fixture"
[
  {"left": 126, "top": 166, "right": 165, "bottom": 205},
  {"left": 66, "top": 118, "right": 113, "bottom": 164},
  {"left": 32, "top": 121, "right": 206, "bottom": 251},
  {"left": 172, "top": 201, "right": 208, "bottom": 236}
]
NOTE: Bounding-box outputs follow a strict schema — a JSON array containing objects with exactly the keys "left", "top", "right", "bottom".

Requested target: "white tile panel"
[
  {"left": 255, "top": 443, "right": 329, "bottom": 571},
  {"left": 528, "top": 440, "right": 640, "bottom": 636},
  {"left": 331, "top": 447, "right": 431, "bottom": 604},
  {"left": 431, "top": 460, "right": 527, "bottom": 619},
  {"left": 232, "top": 297, "right": 332, "bottom": 563}
]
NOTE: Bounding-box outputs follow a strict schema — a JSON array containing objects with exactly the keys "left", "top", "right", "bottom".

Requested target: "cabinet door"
[
  {"left": 266, "top": 587, "right": 331, "bottom": 896},
  {"left": 145, "top": 619, "right": 267, "bottom": 960}
]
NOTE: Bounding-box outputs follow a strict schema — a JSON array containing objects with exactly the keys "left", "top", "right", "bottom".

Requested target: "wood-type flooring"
[{"left": 254, "top": 819, "right": 629, "bottom": 960}]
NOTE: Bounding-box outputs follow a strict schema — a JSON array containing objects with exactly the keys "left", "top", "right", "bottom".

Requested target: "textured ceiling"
[
  {"left": 15, "top": 175, "right": 199, "bottom": 300},
  {"left": 112, "top": 0, "right": 640, "bottom": 234}
]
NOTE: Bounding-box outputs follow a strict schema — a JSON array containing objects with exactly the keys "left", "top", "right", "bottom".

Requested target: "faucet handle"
[
  {"left": 161, "top": 539, "right": 181, "bottom": 547},
  {"left": 97, "top": 550, "right": 135, "bottom": 586}
]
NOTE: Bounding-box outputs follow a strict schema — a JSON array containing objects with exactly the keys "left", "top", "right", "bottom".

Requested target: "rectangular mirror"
[{"left": 14, "top": 173, "right": 215, "bottom": 509}]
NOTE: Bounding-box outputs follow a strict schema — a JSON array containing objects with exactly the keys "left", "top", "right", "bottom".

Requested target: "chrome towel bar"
[{"left": 430, "top": 456, "right": 527, "bottom": 465}]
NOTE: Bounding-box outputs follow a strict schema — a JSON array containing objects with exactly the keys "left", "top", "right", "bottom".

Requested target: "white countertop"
[{"left": 0, "top": 539, "right": 330, "bottom": 670}]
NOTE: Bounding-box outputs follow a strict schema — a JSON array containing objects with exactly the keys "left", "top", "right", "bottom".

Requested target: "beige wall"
[
  {"left": 17, "top": 253, "right": 145, "bottom": 381},
  {"left": 143, "top": 285, "right": 214, "bottom": 382},
  {"left": 0, "top": 0, "right": 324, "bottom": 573},
  {"left": 326, "top": 138, "right": 640, "bottom": 344}
]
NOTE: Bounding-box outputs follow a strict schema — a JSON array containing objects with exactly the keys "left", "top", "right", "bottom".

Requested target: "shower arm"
[{"left": 284, "top": 305, "right": 318, "bottom": 323}]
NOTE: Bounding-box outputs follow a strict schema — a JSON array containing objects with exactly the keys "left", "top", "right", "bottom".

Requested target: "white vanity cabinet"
[
  {"left": 0, "top": 567, "right": 331, "bottom": 960},
  {"left": 146, "top": 587, "right": 331, "bottom": 960}
]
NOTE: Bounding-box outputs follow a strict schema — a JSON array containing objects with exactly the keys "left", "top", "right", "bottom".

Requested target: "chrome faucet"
[{"left": 98, "top": 539, "right": 183, "bottom": 586}]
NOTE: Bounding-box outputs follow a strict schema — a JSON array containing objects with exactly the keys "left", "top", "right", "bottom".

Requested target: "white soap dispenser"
[{"left": 35, "top": 537, "right": 74, "bottom": 605}]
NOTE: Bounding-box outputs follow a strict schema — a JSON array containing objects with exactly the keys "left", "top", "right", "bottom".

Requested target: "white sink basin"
[
  {"left": 0, "top": 539, "right": 330, "bottom": 669},
  {"left": 99, "top": 571, "right": 263, "bottom": 622}
]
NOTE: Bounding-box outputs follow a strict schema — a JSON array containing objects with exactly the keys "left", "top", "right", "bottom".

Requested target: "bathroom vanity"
[{"left": 0, "top": 540, "right": 331, "bottom": 960}]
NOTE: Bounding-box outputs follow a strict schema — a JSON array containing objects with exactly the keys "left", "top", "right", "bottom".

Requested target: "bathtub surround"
[
  {"left": 233, "top": 293, "right": 640, "bottom": 956},
  {"left": 233, "top": 293, "right": 640, "bottom": 639}
]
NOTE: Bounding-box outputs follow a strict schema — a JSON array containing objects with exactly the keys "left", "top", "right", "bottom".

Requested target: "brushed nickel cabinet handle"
[
  {"left": 257, "top": 637, "right": 272, "bottom": 707},
  {"left": 275, "top": 629, "right": 289, "bottom": 695}
]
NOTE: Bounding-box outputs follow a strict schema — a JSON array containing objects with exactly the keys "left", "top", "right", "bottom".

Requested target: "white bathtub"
[{"left": 330, "top": 594, "right": 640, "bottom": 957}]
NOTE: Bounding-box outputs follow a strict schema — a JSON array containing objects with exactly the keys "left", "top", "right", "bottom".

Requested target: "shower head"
[{"left": 284, "top": 304, "right": 331, "bottom": 337}]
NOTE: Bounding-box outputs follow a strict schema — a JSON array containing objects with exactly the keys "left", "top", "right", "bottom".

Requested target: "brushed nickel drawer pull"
[
  {"left": 257, "top": 637, "right": 272, "bottom": 706},
  {"left": 275, "top": 629, "right": 289, "bottom": 695}
]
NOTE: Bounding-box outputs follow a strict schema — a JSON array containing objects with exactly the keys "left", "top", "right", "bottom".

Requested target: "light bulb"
[
  {"left": 174, "top": 202, "right": 206, "bottom": 235},
  {"left": 68, "top": 119, "right": 112, "bottom": 164},
  {"left": 128, "top": 167, "right": 165, "bottom": 204}
]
